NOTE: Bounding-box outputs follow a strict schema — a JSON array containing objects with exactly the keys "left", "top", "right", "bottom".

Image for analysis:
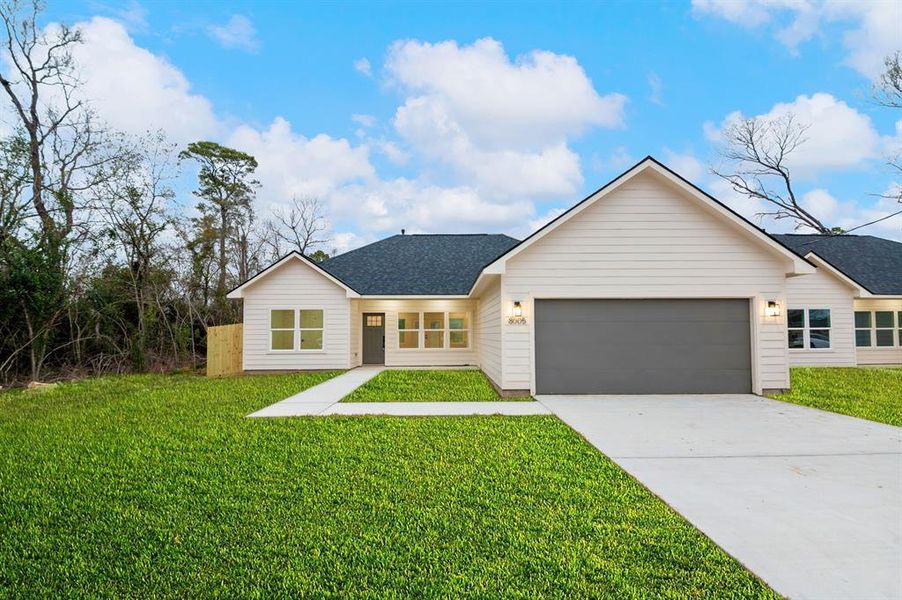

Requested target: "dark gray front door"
[
  {"left": 362, "top": 313, "right": 385, "bottom": 364},
  {"left": 535, "top": 299, "right": 752, "bottom": 394}
]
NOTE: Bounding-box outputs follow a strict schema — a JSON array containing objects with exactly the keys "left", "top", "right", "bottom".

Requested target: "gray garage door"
[{"left": 535, "top": 299, "right": 751, "bottom": 394}]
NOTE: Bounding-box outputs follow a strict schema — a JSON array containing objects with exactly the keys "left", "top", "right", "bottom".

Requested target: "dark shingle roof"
[
  {"left": 320, "top": 234, "right": 520, "bottom": 295},
  {"left": 773, "top": 234, "right": 902, "bottom": 295}
]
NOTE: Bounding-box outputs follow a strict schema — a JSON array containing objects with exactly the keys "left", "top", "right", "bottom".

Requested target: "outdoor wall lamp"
[
  {"left": 512, "top": 301, "right": 523, "bottom": 317},
  {"left": 765, "top": 300, "right": 781, "bottom": 317}
]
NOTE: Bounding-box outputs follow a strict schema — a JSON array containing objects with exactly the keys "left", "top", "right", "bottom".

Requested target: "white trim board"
[
  {"left": 227, "top": 252, "right": 360, "bottom": 299},
  {"left": 476, "top": 157, "right": 815, "bottom": 289}
]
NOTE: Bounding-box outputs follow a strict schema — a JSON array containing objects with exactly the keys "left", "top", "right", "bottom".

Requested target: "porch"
[{"left": 350, "top": 298, "right": 479, "bottom": 367}]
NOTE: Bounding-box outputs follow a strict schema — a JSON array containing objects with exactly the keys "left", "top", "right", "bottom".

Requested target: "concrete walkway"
[
  {"left": 538, "top": 393, "right": 902, "bottom": 600},
  {"left": 325, "top": 401, "right": 549, "bottom": 416},
  {"left": 248, "top": 366, "right": 385, "bottom": 417},
  {"left": 248, "top": 366, "right": 548, "bottom": 417}
]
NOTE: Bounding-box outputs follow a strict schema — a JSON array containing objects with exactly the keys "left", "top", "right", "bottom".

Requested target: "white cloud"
[
  {"left": 227, "top": 117, "right": 374, "bottom": 209},
  {"left": 207, "top": 15, "right": 259, "bottom": 53},
  {"left": 10, "top": 18, "right": 565, "bottom": 239},
  {"left": 386, "top": 38, "right": 626, "bottom": 149},
  {"left": 592, "top": 146, "right": 635, "bottom": 173},
  {"left": 828, "top": 0, "right": 902, "bottom": 79},
  {"left": 708, "top": 93, "right": 881, "bottom": 178},
  {"left": 330, "top": 232, "right": 367, "bottom": 255},
  {"left": 801, "top": 187, "right": 902, "bottom": 240},
  {"left": 701, "top": 166, "right": 902, "bottom": 239},
  {"left": 376, "top": 140, "right": 409, "bottom": 165},
  {"left": 64, "top": 17, "right": 223, "bottom": 142},
  {"left": 351, "top": 114, "right": 376, "bottom": 128},
  {"left": 707, "top": 176, "right": 776, "bottom": 227},
  {"left": 353, "top": 57, "right": 372, "bottom": 76},
  {"left": 529, "top": 207, "right": 566, "bottom": 232},
  {"left": 648, "top": 72, "right": 664, "bottom": 106},
  {"left": 691, "top": 0, "right": 902, "bottom": 78},
  {"left": 662, "top": 148, "right": 706, "bottom": 182},
  {"left": 385, "top": 38, "right": 625, "bottom": 199},
  {"left": 329, "top": 178, "right": 529, "bottom": 235},
  {"left": 800, "top": 187, "right": 840, "bottom": 221},
  {"left": 394, "top": 96, "right": 583, "bottom": 198},
  {"left": 110, "top": 0, "right": 148, "bottom": 31},
  {"left": 691, "top": 0, "right": 774, "bottom": 27}
]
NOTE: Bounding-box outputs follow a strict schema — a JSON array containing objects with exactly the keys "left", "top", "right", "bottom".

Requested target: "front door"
[{"left": 362, "top": 313, "right": 385, "bottom": 364}]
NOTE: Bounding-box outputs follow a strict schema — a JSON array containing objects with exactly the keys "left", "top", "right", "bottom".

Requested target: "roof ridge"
[
  {"left": 775, "top": 233, "right": 860, "bottom": 237},
  {"left": 320, "top": 235, "right": 399, "bottom": 264},
  {"left": 406, "top": 233, "right": 509, "bottom": 236}
]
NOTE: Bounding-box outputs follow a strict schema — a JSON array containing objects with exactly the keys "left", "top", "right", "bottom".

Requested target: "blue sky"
[{"left": 40, "top": 0, "right": 902, "bottom": 249}]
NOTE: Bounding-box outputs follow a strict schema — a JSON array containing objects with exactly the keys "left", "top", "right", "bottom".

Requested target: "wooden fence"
[{"left": 206, "top": 323, "right": 243, "bottom": 378}]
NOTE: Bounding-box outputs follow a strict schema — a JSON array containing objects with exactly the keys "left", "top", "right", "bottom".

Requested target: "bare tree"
[
  {"left": 712, "top": 114, "right": 834, "bottom": 233},
  {"left": 874, "top": 52, "right": 902, "bottom": 110},
  {"left": 232, "top": 206, "right": 258, "bottom": 283},
  {"left": 872, "top": 52, "right": 902, "bottom": 220},
  {"left": 0, "top": 0, "right": 84, "bottom": 243},
  {"left": 0, "top": 134, "right": 30, "bottom": 243},
  {"left": 265, "top": 196, "right": 330, "bottom": 257},
  {"left": 93, "top": 131, "right": 177, "bottom": 369}
]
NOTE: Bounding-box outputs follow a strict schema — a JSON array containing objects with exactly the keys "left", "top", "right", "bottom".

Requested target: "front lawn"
[
  {"left": 775, "top": 367, "right": 902, "bottom": 426},
  {"left": 0, "top": 373, "right": 776, "bottom": 597},
  {"left": 342, "top": 368, "right": 532, "bottom": 402}
]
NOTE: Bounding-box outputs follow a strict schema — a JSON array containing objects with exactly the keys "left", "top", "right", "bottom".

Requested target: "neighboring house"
[{"left": 227, "top": 156, "right": 902, "bottom": 395}]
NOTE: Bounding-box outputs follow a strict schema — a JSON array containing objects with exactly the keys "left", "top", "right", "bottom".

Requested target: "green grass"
[
  {"left": 342, "top": 368, "right": 532, "bottom": 402},
  {"left": 775, "top": 367, "right": 902, "bottom": 427},
  {"left": 0, "top": 373, "right": 776, "bottom": 598}
]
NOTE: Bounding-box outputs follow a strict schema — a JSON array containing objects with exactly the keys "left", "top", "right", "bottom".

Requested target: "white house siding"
[
  {"left": 500, "top": 171, "right": 792, "bottom": 393},
  {"left": 785, "top": 268, "right": 857, "bottom": 367},
  {"left": 349, "top": 299, "right": 362, "bottom": 367},
  {"left": 242, "top": 259, "right": 351, "bottom": 370},
  {"left": 854, "top": 298, "right": 902, "bottom": 365},
  {"left": 355, "top": 299, "right": 479, "bottom": 367},
  {"left": 476, "top": 278, "right": 502, "bottom": 387}
]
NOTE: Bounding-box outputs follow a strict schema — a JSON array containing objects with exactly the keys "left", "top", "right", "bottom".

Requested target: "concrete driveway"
[{"left": 538, "top": 394, "right": 902, "bottom": 600}]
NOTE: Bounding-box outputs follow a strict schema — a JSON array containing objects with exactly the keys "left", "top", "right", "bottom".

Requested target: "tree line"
[{"left": 0, "top": 1, "right": 330, "bottom": 384}]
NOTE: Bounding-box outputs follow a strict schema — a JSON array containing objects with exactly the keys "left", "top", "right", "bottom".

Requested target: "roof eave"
[
  {"left": 481, "top": 156, "right": 816, "bottom": 276},
  {"left": 804, "top": 252, "right": 874, "bottom": 297},
  {"left": 359, "top": 294, "right": 471, "bottom": 299},
  {"left": 226, "top": 251, "right": 360, "bottom": 299}
]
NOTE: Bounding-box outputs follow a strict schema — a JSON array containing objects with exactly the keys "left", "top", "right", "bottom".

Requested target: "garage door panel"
[
  {"left": 537, "top": 299, "right": 748, "bottom": 323},
  {"left": 539, "top": 367, "right": 751, "bottom": 395},
  {"left": 547, "top": 321, "right": 748, "bottom": 350},
  {"left": 537, "top": 340, "right": 751, "bottom": 371},
  {"left": 535, "top": 299, "right": 752, "bottom": 394}
]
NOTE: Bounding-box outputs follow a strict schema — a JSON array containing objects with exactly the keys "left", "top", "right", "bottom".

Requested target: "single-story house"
[{"left": 227, "top": 156, "right": 902, "bottom": 395}]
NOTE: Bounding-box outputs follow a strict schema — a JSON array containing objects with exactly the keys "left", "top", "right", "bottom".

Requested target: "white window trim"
[
  {"left": 396, "top": 311, "right": 472, "bottom": 351},
  {"left": 422, "top": 311, "right": 447, "bottom": 351},
  {"left": 397, "top": 311, "right": 421, "bottom": 350},
  {"left": 268, "top": 307, "right": 326, "bottom": 353},
  {"left": 448, "top": 311, "right": 471, "bottom": 350},
  {"left": 855, "top": 310, "right": 899, "bottom": 349},
  {"left": 787, "top": 308, "right": 832, "bottom": 352}
]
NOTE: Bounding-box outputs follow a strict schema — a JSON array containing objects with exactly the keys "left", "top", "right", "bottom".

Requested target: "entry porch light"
[
  {"left": 765, "top": 300, "right": 781, "bottom": 317},
  {"left": 512, "top": 301, "right": 523, "bottom": 317}
]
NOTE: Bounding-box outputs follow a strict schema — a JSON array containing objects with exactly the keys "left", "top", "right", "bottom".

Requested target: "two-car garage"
[{"left": 534, "top": 299, "right": 753, "bottom": 394}]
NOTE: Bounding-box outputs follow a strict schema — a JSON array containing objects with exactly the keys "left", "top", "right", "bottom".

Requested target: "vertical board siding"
[
  {"left": 242, "top": 259, "right": 350, "bottom": 370},
  {"left": 785, "top": 269, "right": 857, "bottom": 367},
  {"left": 358, "top": 299, "right": 479, "bottom": 367},
  {"left": 476, "top": 278, "right": 502, "bottom": 386},
  {"left": 854, "top": 298, "right": 902, "bottom": 365},
  {"left": 500, "top": 171, "right": 791, "bottom": 392},
  {"left": 349, "top": 299, "right": 362, "bottom": 367},
  {"left": 206, "top": 323, "right": 243, "bottom": 377}
]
